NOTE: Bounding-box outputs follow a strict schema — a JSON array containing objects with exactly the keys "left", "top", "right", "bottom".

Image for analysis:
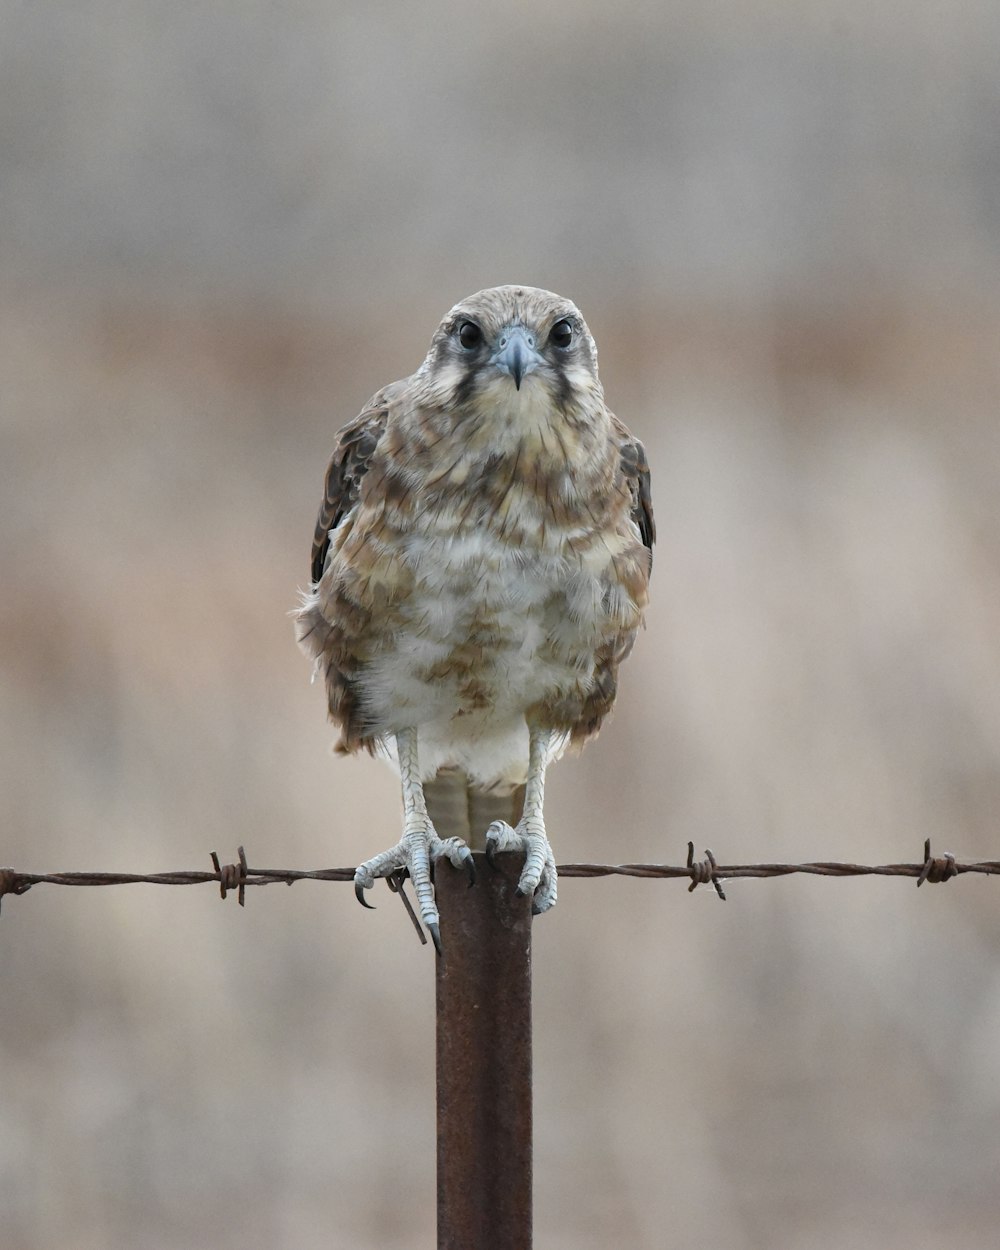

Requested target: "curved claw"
[
  {"left": 485, "top": 841, "right": 498, "bottom": 869},
  {"left": 460, "top": 847, "right": 477, "bottom": 888},
  {"left": 427, "top": 921, "right": 443, "bottom": 957},
  {"left": 355, "top": 880, "right": 376, "bottom": 910}
]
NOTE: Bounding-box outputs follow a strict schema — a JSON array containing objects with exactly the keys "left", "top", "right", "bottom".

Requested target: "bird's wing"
[
  {"left": 613, "top": 417, "right": 656, "bottom": 566},
  {"left": 310, "top": 401, "right": 390, "bottom": 585}
]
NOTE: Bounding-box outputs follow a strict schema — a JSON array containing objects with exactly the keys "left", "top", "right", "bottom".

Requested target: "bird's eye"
[
  {"left": 550, "top": 319, "right": 573, "bottom": 349},
  {"left": 458, "top": 321, "right": 482, "bottom": 349}
]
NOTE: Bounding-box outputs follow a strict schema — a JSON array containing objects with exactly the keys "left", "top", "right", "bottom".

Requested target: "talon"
[
  {"left": 460, "top": 848, "right": 477, "bottom": 887},
  {"left": 486, "top": 811, "right": 557, "bottom": 912},
  {"left": 352, "top": 823, "right": 470, "bottom": 948},
  {"left": 351, "top": 733, "right": 474, "bottom": 948}
]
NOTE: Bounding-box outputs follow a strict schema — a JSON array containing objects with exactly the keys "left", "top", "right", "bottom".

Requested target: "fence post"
[{"left": 435, "top": 851, "right": 533, "bottom": 1250}]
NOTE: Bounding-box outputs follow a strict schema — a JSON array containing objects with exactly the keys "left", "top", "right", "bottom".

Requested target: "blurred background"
[{"left": 3, "top": 2, "right": 1000, "bottom": 1247}]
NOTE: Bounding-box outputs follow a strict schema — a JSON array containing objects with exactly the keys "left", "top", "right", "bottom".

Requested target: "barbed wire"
[{"left": 0, "top": 839, "right": 991, "bottom": 920}]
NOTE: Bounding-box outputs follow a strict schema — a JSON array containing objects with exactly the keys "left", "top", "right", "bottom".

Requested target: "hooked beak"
[{"left": 492, "top": 324, "right": 543, "bottom": 390}]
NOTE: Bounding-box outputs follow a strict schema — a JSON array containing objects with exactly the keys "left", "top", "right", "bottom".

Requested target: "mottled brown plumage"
[{"left": 295, "top": 286, "right": 653, "bottom": 943}]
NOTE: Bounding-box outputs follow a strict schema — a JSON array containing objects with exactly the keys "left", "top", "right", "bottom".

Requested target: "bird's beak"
[{"left": 492, "top": 324, "right": 543, "bottom": 390}]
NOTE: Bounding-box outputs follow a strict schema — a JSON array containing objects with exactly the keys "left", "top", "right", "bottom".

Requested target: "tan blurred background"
[{"left": 3, "top": 2, "right": 1000, "bottom": 1247}]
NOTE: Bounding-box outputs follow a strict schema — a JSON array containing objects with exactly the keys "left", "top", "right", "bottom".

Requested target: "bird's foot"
[
  {"left": 354, "top": 822, "right": 475, "bottom": 952},
  {"left": 485, "top": 818, "right": 557, "bottom": 914}
]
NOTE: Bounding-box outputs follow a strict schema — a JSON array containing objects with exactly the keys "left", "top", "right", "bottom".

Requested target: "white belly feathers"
[{"left": 355, "top": 526, "right": 618, "bottom": 785}]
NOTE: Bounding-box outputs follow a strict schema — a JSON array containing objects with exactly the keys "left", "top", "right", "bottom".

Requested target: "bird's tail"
[{"left": 424, "top": 769, "right": 525, "bottom": 850}]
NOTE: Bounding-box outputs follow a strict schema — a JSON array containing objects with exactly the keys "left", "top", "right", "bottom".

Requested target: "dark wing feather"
[
  {"left": 615, "top": 421, "right": 656, "bottom": 568},
  {"left": 310, "top": 404, "right": 389, "bottom": 584},
  {"left": 561, "top": 417, "right": 655, "bottom": 746}
]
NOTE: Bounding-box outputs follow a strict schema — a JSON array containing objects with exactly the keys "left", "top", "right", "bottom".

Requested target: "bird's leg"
[
  {"left": 485, "top": 727, "right": 558, "bottom": 914},
  {"left": 353, "top": 727, "right": 474, "bottom": 952}
]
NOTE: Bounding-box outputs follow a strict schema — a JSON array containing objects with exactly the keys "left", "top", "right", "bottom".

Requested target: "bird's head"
[{"left": 419, "top": 286, "right": 603, "bottom": 426}]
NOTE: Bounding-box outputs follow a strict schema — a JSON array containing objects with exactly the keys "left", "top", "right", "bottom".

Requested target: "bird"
[{"left": 295, "top": 285, "right": 654, "bottom": 952}]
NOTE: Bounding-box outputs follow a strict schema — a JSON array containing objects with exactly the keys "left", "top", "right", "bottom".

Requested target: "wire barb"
[
  {"left": 916, "top": 837, "right": 958, "bottom": 887},
  {"left": 210, "top": 847, "right": 248, "bottom": 906},
  {"left": 0, "top": 868, "right": 31, "bottom": 915},
  {"left": 385, "top": 869, "right": 428, "bottom": 945},
  {"left": 687, "top": 843, "right": 727, "bottom": 900}
]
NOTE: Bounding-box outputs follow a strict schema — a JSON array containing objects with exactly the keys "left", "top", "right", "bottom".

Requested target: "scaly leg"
[
  {"left": 354, "top": 727, "right": 474, "bottom": 953},
  {"left": 485, "top": 726, "right": 558, "bottom": 914}
]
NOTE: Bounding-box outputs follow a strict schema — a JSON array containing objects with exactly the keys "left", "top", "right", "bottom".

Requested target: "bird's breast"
[{"left": 352, "top": 519, "right": 640, "bottom": 733}]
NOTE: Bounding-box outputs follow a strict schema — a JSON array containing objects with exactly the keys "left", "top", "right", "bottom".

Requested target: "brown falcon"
[{"left": 295, "top": 286, "right": 654, "bottom": 951}]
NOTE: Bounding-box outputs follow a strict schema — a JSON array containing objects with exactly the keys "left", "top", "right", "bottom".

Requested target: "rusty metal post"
[{"left": 435, "top": 851, "right": 533, "bottom": 1250}]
